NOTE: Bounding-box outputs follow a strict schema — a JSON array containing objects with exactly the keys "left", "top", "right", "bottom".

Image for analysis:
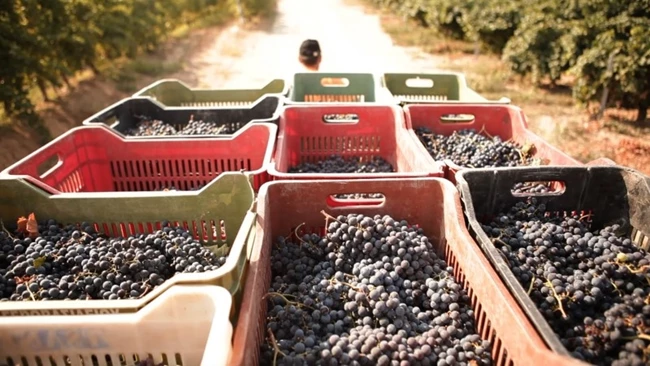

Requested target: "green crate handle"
[
  {"left": 382, "top": 72, "right": 509, "bottom": 104},
  {"left": 289, "top": 72, "right": 377, "bottom": 103}
]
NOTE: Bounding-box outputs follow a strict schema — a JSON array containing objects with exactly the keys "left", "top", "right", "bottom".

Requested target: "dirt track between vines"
[
  {"left": 0, "top": 0, "right": 445, "bottom": 170},
  {"left": 174, "top": 0, "right": 445, "bottom": 88}
]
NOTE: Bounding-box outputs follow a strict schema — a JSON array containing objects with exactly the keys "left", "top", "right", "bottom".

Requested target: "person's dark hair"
[{"left": 299, "top": 39, "right": 321, "bottom": 67}]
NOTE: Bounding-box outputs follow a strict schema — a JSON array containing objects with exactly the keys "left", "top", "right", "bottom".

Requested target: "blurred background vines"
[
  {"left": 0, "top": 0, "right": 275, "bottom": 142},
  {"left": 368, "top": 0, "right": 650, "bottom": 124}
]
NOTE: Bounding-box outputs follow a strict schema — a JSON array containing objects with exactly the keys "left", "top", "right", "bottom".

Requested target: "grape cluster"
[
  {"left": 289, "top": 155, "right": 394, "bottom": 174},
  {"left": 414, "top": 128, "right": 532, "bottom": 168},
  {"left": 511, "top": 182, "right": 550, "bottom": 195},
  {"left": 0, "top": 220, "right": 227, "bottom": 301},
  {"left": 260, "top": 213, "right": 492, "bottom": 366},
  {"left": 481, "top": 198, "right": 650, "bottom": 365},
  {"left": 125, "top": 118, "right": 236, "bottom": 137},
  {"left": 126, "top": 120, "right": 177, "bottom": 136},
  {"left": 179, "top": 120, "right": 236, "bottom": 135}
]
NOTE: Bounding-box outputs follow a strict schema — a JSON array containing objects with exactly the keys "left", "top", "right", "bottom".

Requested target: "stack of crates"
[
  {"left": 0, "top": 79, "right": 286, "bottom": 366},
  {"left": 0, "top": 72, "right": 645, "bottom": 366}
]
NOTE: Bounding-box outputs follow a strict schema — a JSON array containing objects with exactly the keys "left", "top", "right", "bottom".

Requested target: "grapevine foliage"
[{"left": 369, "top": 0, "right": 650, "bottom": 122}]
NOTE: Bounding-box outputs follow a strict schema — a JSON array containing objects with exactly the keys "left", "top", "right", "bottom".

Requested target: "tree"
[
  {"left": 462, "top": 0, "right": 521, "bottom": 53},
  {"left": 501, "top": 0, "right": 590, "bottom": 86},
  {"left": 571, "top": 1, "right": 650, "bottom": 123}
]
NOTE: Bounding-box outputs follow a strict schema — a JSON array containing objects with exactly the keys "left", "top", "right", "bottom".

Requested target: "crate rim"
[
  {"left": 267, "top": 103, "right": 446, "bottom": 179},
  {"left": 81, "top": 94, "right": 283, "bottom": 134},
  {"left": 0, "top": 285, "right": 233, "bottom": 366},
  {"left": 0, "top": 208, "right": 256, "bottom": 316},
  {"left": 231, "top": 177, "right": 585, "bottom": 366},
  {"left": 403, "top": 103, "right": 583, "bottom": 177},
  {"left": 0, "top": 123, "right": 278, "bottom": 196},
  {"left": 133, "top": 77, "right": 290, "bottom": 99},
  {"left": 455, "top": 164, "right": 649, "bottom": 356}
]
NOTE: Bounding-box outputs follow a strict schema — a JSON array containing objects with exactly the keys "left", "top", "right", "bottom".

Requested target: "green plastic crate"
[
  {"left": 382, "top": 72, "right": 510, "bottom": 104},
  {"left": 288, "top": 72, "right": 379, "bottom": 103},
  {"left": 0, "top": 172, "right": 255, "bottom": 317},
  {"left": 133, "top": 78, "right": 289, "bottom": 107}
]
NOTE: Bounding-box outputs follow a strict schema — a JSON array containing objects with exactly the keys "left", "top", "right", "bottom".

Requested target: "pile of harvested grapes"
[
  {"left": 289, "top": 155, "right": 394, "bottom": 174},
  {"left": 288, "top": 155, "right": 395, "bottom": 200},
  {"left": 414, "top": 127, "right": 534, "bottom": 168},
  {"left": 0, "top": 216, "right": 227, "bottom": 301},
  {"left": 480, "top": 198, "right": 650, "bottom": 365},
  {"left": 125, "top": 118, "right": 237, "bottom": 137},
  {"left": 260, "top": 213, "right": 492, "bottom": 366}
]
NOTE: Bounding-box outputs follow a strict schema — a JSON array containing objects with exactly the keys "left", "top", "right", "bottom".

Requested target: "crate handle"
[
  {"left": 326, "top": 194, "right": 386, "bottom": 208},
  {"left": 510, "top": 180, "right": 567, "bottom": 197},
  {"left": 320, "top": 77, "right": 350, "bottom": 87},
  {"left": 405, "top": 78, "right": 434, "bottom": 88},
  {"left": 36, "top": 153, "right": 63, "bottom": 178},
  {"left": 90, "top": 107, "right": 119, "bottom": 126},
  {"left": 322, "top": 114, "right": 360, "bottom": 123},
  {"left": 440, "top": 114, "right": 475, "bottom": 124}
]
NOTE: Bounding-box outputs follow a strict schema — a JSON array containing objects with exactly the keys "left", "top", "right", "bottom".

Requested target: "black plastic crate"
[
  {"left": 456, "top": 165, "right": 650, "bottom": 355},
  {"left": 82, "top": 95, "right": 281, "bottom": 138}
]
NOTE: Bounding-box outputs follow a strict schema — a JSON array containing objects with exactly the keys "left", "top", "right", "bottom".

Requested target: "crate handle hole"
[
  {"left": 320, "top": 77, "right": 350, "bottom": 87},
  {"left": 511, "top": 180, "right": 566, "bottom": 197},
  {"left": 323, "top": 114, "right": 360, "bottom": 123},
  {"left": 37, "top": 154, "right": 62, "bottom": 178},
  {"left": 405, "top": 78, "right": 434, "bottom": 88},
  {"left": 440, "top": 114, "right": 476, "bottom": 124},
  {"left": 326, "top": 194, "right": 386, "bottom": 208}
]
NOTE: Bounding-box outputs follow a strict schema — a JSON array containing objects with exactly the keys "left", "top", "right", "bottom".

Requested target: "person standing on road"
[{"left": 298, "top": 39, "right": 322, "bottom": 71}]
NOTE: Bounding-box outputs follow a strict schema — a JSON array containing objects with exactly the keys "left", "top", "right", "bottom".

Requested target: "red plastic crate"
[
  {"left": 2, "top": 123, "right": 276, "bottom": 193},
  {"left": 404, "top": 104, "right": 582, "bottom": 183},
  {"left": 230, "top": 178, "right": 584, "bottom": 366},
  {"left": 268, "top": 104, "right": 445, "bottom": 181}
]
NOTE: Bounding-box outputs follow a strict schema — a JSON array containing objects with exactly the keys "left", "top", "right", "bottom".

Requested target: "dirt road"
[
  {"left": 175, "top": 0, "right": 444, "bottom": 89},
  {"left": 0, "top": 0, "right": 444, "bottom": 170}
]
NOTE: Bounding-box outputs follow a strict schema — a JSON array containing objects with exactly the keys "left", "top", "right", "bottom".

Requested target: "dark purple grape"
[{"left": 260, "top": 213, "right": 491, "bottom": 365}]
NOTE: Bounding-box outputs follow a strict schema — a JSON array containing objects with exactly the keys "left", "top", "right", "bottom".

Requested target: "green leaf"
[{"left": 33, "top": 256, "right": 46, "bottom": 268}]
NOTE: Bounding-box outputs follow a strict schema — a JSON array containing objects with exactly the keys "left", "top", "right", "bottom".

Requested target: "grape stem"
[
  {"left": 478, "top": 125, "right": 494, "bottom": 140},
  {"left": 0, "top": 219, "right": 15, "bottom": 240},
  {"left": 293, "top": 223, "right": 308, "bottom": 247},
  {"left": 545, "top": 279, "right": 568, "bottom": 318},
  {"left": 267, "top": 328, "right": 286, "bottom": 366},
  {"left": 527, "top": 275, "right": 536, "bottom": 295},
  {"left": 329, "top": 278, "right": 364, "bottom": 292},
  {"left": 578, "top": 213, "right": 593, "bottom": 222},
  {"left": 264, "top": 292, "right": 308, "bottom": 309},
  {"left": 25, "top": 284, "right": 37, "bottom": 301}
]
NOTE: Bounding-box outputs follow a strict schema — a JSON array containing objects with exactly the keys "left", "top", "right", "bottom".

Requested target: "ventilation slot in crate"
[
  {"left": 298, "top": 136, "right": 382, "bottom": 159},
  {"left": 85, "top": 218, "right": 227, "bottom": 246},
  {"left": 443, "top": 242, "right": 511, "bottom": 366},
  {"left": 396, "top": 94, "right": 448, "bottom": 101},
  {"left": 304, "top": 95, "right": 365, "bottom": 103},
  {"left": 55, "top": 170, "right": 85, "bottom": 193},
  {"left": 109, "top": 158, "right": 253, "bottom": 192},
  {"left": 180, "top": 101, "right": 252, "bottom": 107}
]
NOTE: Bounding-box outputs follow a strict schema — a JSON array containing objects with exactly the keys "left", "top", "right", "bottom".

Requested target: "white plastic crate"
[{"left": 0, "top": 286, "right": 233, "bottom": 366}]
